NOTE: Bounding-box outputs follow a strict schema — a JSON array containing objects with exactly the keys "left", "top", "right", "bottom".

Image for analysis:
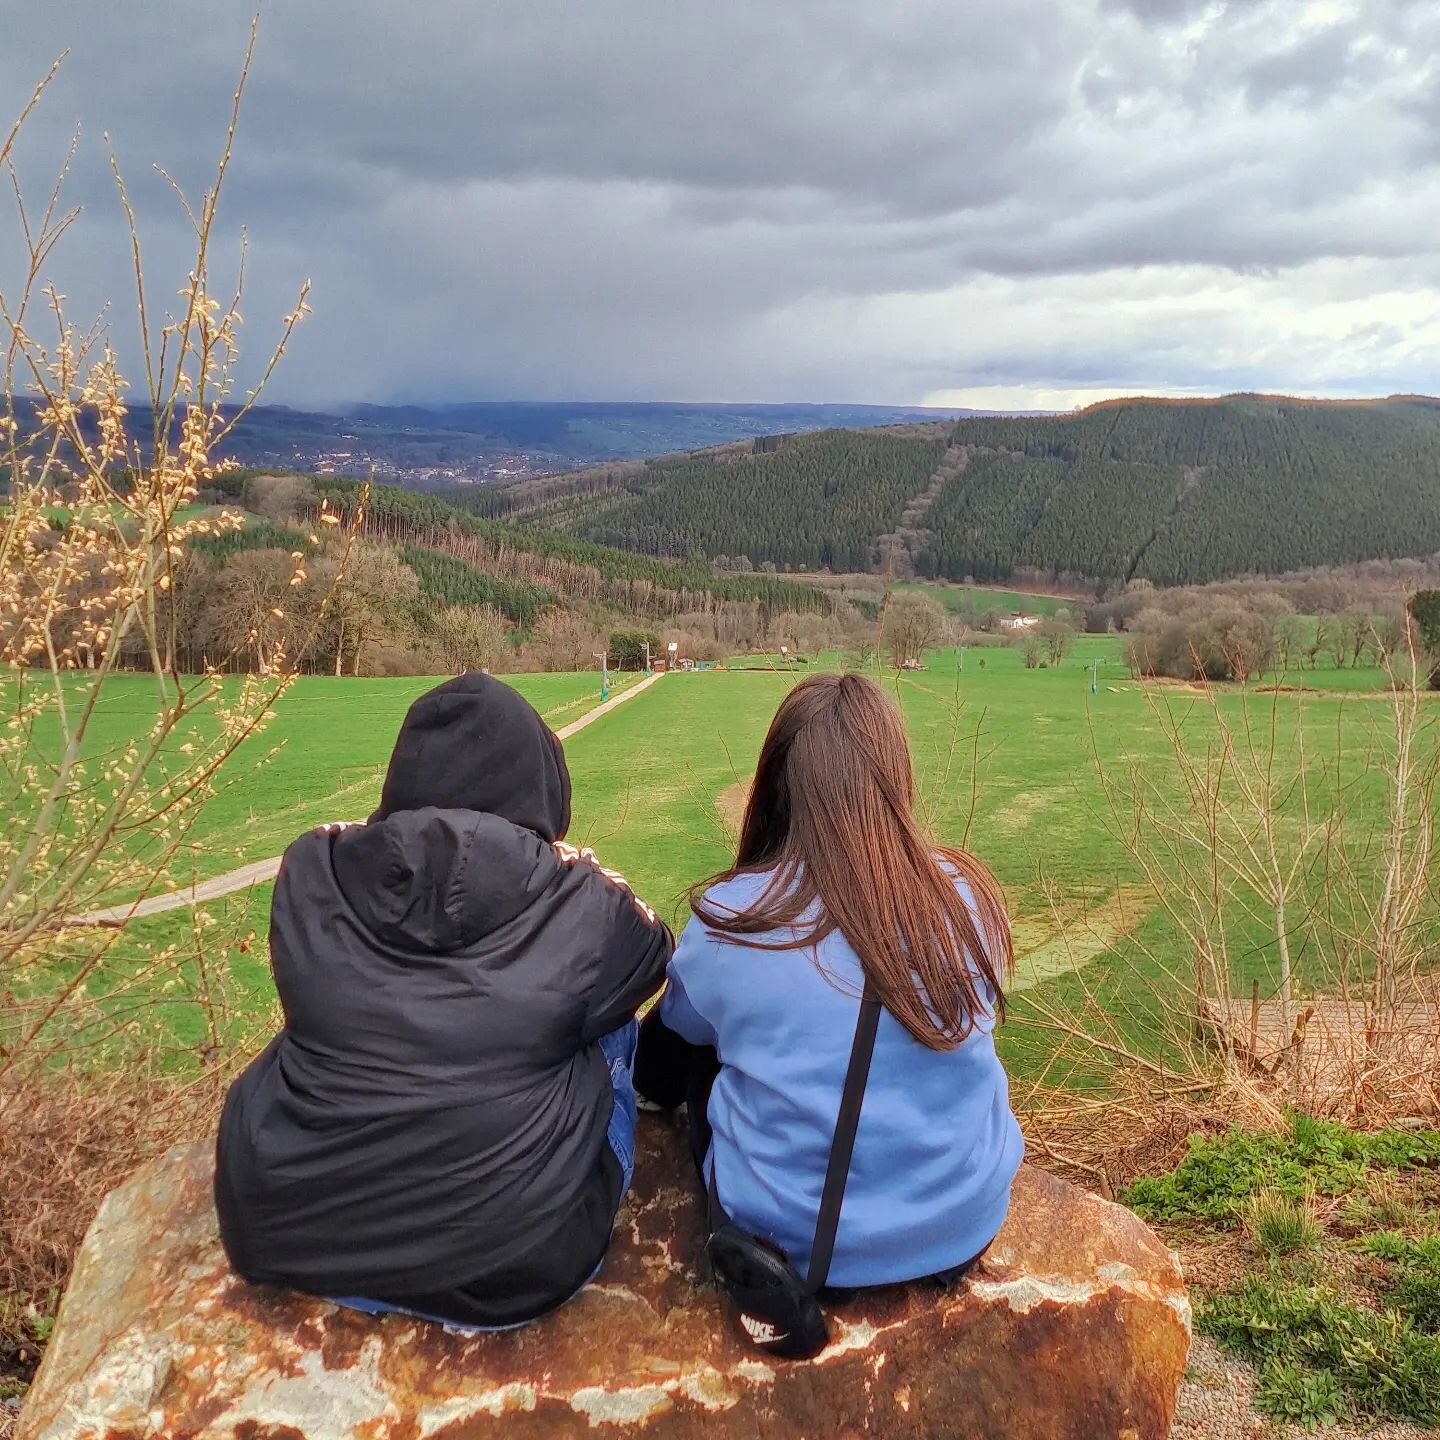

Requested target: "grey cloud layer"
[{"left": 2, "top": 0, "right": 1438, "bottom": 404}]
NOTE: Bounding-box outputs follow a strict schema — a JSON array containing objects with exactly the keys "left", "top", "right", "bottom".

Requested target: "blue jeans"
[
  {"left": 598, "top": 1016, "right": 639, "bottom": 1192},
  {"left": 330, "top": 1019, "right": 639, "bottom": 1333}
]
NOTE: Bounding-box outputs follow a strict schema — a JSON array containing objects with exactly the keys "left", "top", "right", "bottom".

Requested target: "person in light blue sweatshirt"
[{"left": 635, "top": 671, "right": 1023, "bottom": 1289}]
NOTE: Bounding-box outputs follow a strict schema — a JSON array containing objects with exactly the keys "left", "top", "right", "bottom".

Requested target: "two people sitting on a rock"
[{"left": 214, "top": 669, "right": 1021, "bottom": 1333}]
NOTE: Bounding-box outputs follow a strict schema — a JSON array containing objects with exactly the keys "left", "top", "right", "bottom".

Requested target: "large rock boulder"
[{"left": 19, "top": 1116, "right": 1188, "bottom": 1439}]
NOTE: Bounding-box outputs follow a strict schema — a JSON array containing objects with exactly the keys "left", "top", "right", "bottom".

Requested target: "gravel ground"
[{"left": 1174, "top": 1336, "right": 1438, "bottom": 1440}]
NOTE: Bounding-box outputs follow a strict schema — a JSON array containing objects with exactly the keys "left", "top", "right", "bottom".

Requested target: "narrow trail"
[
  {"left": 874, "top": 442, "right": 970, "bottom": 575},
  {"left": 548, "top": 668, "right": 662, "bottom": 740},
  {"left": 62, "top": 672, "right": 666, "bottom": 929}
]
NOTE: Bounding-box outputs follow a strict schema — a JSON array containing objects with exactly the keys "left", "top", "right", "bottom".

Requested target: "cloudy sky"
[{"left": 3, "top": 0, "right": 1439, "bottom": 409}]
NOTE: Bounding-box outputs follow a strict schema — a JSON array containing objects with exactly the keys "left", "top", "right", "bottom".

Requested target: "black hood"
[
  {"left": 331, "top": 809, "right": 552, "bottom": 952},
  {"left": 374, "top": 672, "right": 571, "bottom": 841}
]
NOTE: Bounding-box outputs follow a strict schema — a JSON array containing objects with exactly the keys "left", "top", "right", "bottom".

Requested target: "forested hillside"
[
  {"left": 313, "top": 478, "right": 832, "bottom": 615},
  {"left": 471, "top": 429, "right": 949, "bottom": 572},
  {"left": 930, "top": 397, "right": 1440, "bottom": 585},
  {"left": 475, "top": 397, "right": 1440, "bottom": 586}
]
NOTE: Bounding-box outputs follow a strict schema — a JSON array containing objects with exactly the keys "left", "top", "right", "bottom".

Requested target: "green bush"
[
  {"left": 1409, "top": 589, "right": 1440, "bottom": 688},
  {"left": 608, "top": 629, "right": 659, "bottom": 671}
]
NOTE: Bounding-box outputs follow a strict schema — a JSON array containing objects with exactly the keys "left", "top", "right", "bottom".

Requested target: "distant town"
[
  {"left": 206, "top": 399, "right": 992, "bottom": 486},
  {"left": 307, "top": 443, "right": 547, "bottom": 485}
]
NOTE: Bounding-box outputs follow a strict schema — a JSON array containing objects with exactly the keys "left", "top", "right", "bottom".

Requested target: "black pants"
[
  {"left": 635, "top": 1007, "right": 719, "bottom": 1179},
  {"left": 634, "top": 1009, "right": 988, "bottom": 1294}
]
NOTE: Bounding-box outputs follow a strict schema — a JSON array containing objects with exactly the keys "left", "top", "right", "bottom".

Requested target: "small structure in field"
[{"left": 998, "top": 612, "right": 1042, "bottom": 632}]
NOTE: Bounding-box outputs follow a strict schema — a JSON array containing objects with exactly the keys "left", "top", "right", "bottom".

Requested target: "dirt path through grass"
[{"left": 62, "top": 672, "right": 666, "bottom": 928}]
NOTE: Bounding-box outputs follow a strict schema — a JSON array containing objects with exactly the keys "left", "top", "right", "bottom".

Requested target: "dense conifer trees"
[
  {"left": 483, "top": 430, "right": 947, "bottom": 571},
  {"left": 313, "top": 478, "right": 832, "bottom": 616},
  {"left": 477, "top": 398, "right": 1440, "bottom": 586}
]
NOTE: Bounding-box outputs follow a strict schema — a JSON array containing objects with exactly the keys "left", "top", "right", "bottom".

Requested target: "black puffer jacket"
[{"left": 215, "top": 674, "right": 672, "bottom": 1327}]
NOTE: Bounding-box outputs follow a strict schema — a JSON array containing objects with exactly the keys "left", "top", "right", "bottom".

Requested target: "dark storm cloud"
[
  {"left": 1100, "top": 0, "right": 1270, "bottom": 23},
  {"left": 1241, "top": 23, "right": 1369, "bottom": 106},
  {"left": 2, "top": 0, "right": 1439, "bottom": 405},
  {"left": 1099, "top": 0, "right": 1201, "bottom": 17}
]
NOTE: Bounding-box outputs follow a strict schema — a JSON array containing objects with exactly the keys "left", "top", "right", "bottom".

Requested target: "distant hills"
[
  {"left": 470, "top": 395, "right": 1440, "bottom": 587},
  {"left": 16, "top": 398, "right": 1005, "bottom": 483},
  {"left": 333, "top": 401, "right": 1031, "bottom": 478}
]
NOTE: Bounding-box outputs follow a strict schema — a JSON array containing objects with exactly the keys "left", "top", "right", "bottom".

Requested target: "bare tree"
[
  {"left": 1340, "top": 605, "right": 1378, "bottom": 669},
  {"left": 1374, "top": 610, "right": 1411, "bottom": 672},
  {"left": 525, "top": 607, "right": 605, "bottom": 671},
  {"left": 881, "top": 591, "right": 944, "bottom": 667},
  {"left": 1, "top": 27, "right": 355, "bottom": 1081},
  {"left": 1038, "top": 613, "right": 1077, "bottom": 667},
  {"left": 1323, "top": 615, "right": 1349, "bottom": 669},
  {"left": 243, "top": 473, "right": 316, "bottom": 524},
  {"left": 208, "top": 549, "right": 294, "bottom": 671},
  {"left": 1274, "top": 612, "right": 1304, "bottom": 673},
  {"left": 322, "top": 541, "right": 419, "bottom": 676},
  {"left": 432, "top": 604, "right": 509, "bottom": 674},
  {"left": 1035, "top": 656, "right": 1440, "bottom": 1148},
  {"left": 1207, "top": 608, "right": 1277, "bottom": 683}
]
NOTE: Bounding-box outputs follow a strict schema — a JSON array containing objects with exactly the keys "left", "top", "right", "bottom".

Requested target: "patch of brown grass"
[
  {"left": 1018, "top": 1089, "right": 1239, "bottom": 1199},
  {"left": 0, "top": 1066, "right": 228, "bottom": 1379}
]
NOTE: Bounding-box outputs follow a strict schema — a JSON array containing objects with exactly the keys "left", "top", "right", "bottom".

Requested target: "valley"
[{"left": 9, "top": 8, "right": 1440, "bottom": 1429}]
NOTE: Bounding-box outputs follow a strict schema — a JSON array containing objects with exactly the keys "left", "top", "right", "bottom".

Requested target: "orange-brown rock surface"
[{"left": 19, "top": 1115, "right": 1189, "bottom": 1439}]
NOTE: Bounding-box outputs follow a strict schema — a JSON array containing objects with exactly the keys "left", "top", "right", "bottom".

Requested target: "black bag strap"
[
  {"left": 804, "top": 985, "right": 882, "bottom": 1292},
  {"left": 707, "top": 983, "right": 883, "bottom": 1294}
]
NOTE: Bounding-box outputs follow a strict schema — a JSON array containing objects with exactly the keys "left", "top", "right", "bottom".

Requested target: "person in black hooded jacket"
[{"left": 214, "top": 672, "right": 673, "bottom": 1330}]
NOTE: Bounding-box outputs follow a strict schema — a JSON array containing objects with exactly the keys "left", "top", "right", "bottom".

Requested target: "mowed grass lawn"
[
  {"left": 566, "top": 642, "right": 1416, "bottom": 1006},
  {"left": 179, "top": 670, "right": 635, "bottom": 878},
  {"left": 18, "top": 669, "right": 633, "bottom": 893},
  {"left": 31, "top": 641, "right": 1434, "bottom": 1081}
]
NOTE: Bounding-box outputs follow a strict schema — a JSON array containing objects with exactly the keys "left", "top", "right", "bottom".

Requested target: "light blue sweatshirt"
[{"left": 660, "top": 868, "right": 1023, "bottom": 1287}]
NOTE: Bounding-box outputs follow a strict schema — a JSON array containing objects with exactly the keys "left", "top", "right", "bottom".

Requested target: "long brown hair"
[{"left": 694, "top": 673, "right": 1012, "bottom": 1050}]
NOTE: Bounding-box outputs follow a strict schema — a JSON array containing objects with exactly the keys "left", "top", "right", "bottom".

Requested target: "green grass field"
[
  {"left": 174, "top": 669, "right": 636, "bottom": 881},
  {"left": 18, "top": 669, "right": 634, "bottom": 894},
  {"left": 19, "top": 643, "right": 1435, "bottom": 1079},
  {"left": 895, "top": 580, "right": 1078, "bottom": 617},
  {"left": 38, "top": 502, "right": 218, "bottom": 527}
]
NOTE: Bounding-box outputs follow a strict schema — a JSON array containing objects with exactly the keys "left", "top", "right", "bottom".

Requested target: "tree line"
[
  {"left": 302, "top": 475, "right": 834, "bottom": 618},
  {"left": 84, "top": 472, "right": 862, "bottom": 677}
]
